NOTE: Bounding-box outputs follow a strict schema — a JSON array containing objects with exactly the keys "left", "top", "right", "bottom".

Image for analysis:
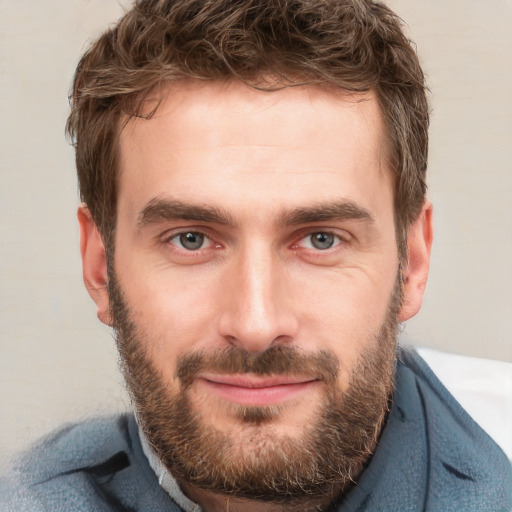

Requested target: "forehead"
[
  {"left": 122, "top": 80, "right": 387, "bottom": 150},
  {"left": 117, "top": 80, "right": 392, "bottom": 218}
]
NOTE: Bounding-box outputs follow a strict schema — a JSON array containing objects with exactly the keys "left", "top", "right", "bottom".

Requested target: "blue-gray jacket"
[{"left": 2, "top": 349, "right": 511, "bottom": 511}]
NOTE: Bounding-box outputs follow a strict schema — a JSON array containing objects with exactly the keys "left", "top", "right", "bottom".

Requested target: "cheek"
[
  {"left": 116, "top": 262, "right": 225, "bottom": 364},
  {"left": 291, "top": 265, "right": 398, "bottom": 365}
]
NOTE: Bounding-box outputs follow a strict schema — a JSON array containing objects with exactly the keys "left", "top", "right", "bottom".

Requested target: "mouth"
[{"left": 196, "top": 373, "right": 320, "bottom": 406}]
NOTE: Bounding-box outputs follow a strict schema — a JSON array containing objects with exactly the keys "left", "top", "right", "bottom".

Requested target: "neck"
[{"left": 179, "top": 481, "right": 341, "bottom": 512}]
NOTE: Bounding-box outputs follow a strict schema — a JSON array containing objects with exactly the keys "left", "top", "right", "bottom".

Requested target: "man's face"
[{"left": 90, "top": 81, "right": 412, "bottom": 507}]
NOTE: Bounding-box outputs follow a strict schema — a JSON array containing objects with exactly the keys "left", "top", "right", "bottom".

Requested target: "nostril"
[
  {"left": 221, "top": 333, "right": 295, "bottom": 353},
  {"left": 224, "top": 335, "right": 239, "bottom": 347}
]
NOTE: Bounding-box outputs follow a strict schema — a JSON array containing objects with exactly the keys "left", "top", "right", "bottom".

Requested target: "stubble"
[{"left": 108, "top": 271, "right": 400, "bottom": 510}]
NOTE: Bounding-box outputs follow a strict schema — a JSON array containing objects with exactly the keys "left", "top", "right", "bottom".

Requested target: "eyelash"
[
  {"left": 293, "top": 231, "right": 348, "bottom": 251},
  {"left": 163, "top": 231, "right": 218, "bottom": 252},
  {"left": 162, "top": 228, "right": 350, "bottom": 255}
]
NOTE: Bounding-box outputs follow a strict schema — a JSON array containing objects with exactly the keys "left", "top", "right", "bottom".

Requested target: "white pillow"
[{"left": 416, "top": 347, "right": 512, "bottom": 461}]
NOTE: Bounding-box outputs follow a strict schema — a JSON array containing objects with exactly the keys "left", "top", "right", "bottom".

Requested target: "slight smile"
[{"left": 197, "top": 374, "right": 320, "bottom": 406}]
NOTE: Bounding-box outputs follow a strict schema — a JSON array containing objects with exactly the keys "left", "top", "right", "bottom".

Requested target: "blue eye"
[
  {"left": 170, "top": 232, "right": 207, "bottom": 250},
  {"left": 310, "top": 232, "right": 335, "bottom": 250},
  {"left": 180, "top": 232, "right": 204, "bottom": 250},
  {"left": 297, "top": 232, "right": 343, "bottom": 250}
]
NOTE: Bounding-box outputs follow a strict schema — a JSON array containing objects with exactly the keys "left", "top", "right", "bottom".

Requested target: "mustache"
[{"left": 175, "top": 345, "right": 339, "bottom": 388}]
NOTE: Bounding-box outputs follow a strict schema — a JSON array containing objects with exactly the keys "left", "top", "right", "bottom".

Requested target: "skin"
[{"left": 79, "top": 80, "right": 432, "bottom": 512}]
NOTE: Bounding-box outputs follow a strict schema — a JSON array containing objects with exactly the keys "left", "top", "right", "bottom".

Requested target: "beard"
[{"left": 108, "top": 271, "right": 401, "bottom": 510}]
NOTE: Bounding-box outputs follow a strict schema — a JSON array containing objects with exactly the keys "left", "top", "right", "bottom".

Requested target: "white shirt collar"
[{"left": 137, "top": 420, "right": 204, "bottom": 512}]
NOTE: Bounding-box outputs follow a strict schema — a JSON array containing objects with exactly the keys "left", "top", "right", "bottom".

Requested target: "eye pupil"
[
  {"left": 179, "top": 232, "right": 204, "bottom": 250},
  {"left": 311, "top": 232, "right": 334, "bottom": 250}
]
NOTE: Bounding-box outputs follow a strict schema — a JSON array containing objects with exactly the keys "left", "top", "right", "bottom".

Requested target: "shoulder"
[
  {"left": 415, "top": 345, "right": 512, "bottom": 460},
  {"left": 398, "top": 347, "right": 512, "bottom": 511},
  {"left": 0, "top": 414, "right": 180, "bottom": 512},
  {"left": 340, "top": 348, "right": 511, "bottom": 512}
]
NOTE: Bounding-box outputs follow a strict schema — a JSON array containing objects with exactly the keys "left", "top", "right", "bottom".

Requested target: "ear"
[
  {"left": 398, "top": 201, "right": 433, "bottom": 322},
  {"left": 77, "top": 204, "right": 113, "bottom": 326}
]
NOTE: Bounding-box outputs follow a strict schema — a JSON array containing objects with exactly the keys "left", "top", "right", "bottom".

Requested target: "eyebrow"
[
  {"left": 138, "top": 198, "right": 235, "bottom": 228},
  {"left": 280, "top": 201, "right": 374, "bottom": 226},
  {"left": 137, "top": 197, "right": 373, "bottom": 229}
]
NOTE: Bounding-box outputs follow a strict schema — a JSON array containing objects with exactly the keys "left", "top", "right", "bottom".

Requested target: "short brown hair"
[{"left": 67, "top": 0, "right": 429, "bottom": 257}]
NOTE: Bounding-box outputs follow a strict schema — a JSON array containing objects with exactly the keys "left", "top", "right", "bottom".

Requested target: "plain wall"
[{"left": 1, "top": 0, "right": 511, "bottom": 469}]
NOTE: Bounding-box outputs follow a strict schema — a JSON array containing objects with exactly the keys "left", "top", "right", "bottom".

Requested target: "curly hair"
[{"left": 67, "top": 0, "right": 429, "bottom": 257}]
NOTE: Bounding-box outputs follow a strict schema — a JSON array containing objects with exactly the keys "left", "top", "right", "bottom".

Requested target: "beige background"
[{"left": 1, "top": 0, "right": 511, "bottom": 469}]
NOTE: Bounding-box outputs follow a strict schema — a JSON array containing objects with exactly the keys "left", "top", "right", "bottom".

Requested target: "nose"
[{"left": 217, "top": 241, "right": 299, "bottom": 352}]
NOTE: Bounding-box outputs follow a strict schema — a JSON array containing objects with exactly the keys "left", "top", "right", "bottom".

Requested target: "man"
[{"left": 1, "top": 0, "right": 510, "bottom": 510}]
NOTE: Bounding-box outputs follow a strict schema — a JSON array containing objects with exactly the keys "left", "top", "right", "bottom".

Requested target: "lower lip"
[{"left": 198, "top": 379, "right": 318, "bottom": 406}]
